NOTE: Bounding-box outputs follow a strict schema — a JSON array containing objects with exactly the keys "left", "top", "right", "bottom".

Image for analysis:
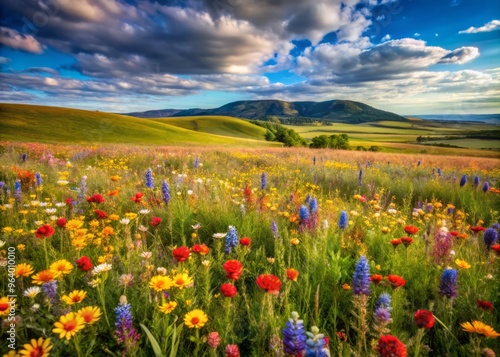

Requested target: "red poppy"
[
  {"left": 377, "top": 335, "right": 407, "bottom": 357},
  {"left": 239, "top": 237, "right": 251, "bottom": 246},
  {"left": 223, "top": 260, "right": 244, "bottom": 280},
  {"left": 65, "top": 197, "right": 74, "bottom": 205},
  {"left": 130, "top": 192, "right": 144, "bottom": 204},
  {"left": 370, "top": 274, "right": 383, "bottom": 285},
  {"left": 94, "top": 209, "right": 107, "bottom": 219},
  {"left": 150, "top": 216, "right": 162, "bottom": 227},
  {"left": 476, "top": 300, "right": 494, "bottom": 312},
  {"left": 491, "top": 244, "right": 500, "bottom": 255},
  {"left": 471, "top": 226, "right": 486, "bottom": 233},
  {"left": 76, "top": 256, "right": 93, "bottom": 272},
  {"left": 35, "top": 224, "right": 55, "bottom": 238},
  {"left": 220, "top": 283, "right": 237, "bottom": 298},
  {"left": 450, "top": 231, "right": 459, "bottom": 237},
  {"left": 414, "top": 310, "right": 435, "bottom": 329},
  {"left": 86, "top": 194, "right": 104, "bottom": 203},
  {"left": 401, "top": 237, "right": 413, "bottom": 247},
  {"left": 286, "top": 268, "right": 299, "bottom": 282},
  {"left": 256, "top": 274, "right": 282, "bottom": 295},
  {"left": 387, "top": 274, "right": 406, "bottom": 288},
  {"left": 192, "top": 243, "right": 210, "bottom": 255},
  {"left": 404, "top": 225, "right": 419, "bottom": 235},
  {"left": 172, "top": 246, "right": 190, "bottom": 262},
  {"left": 56, "top": 217, "right": 67, "bottom": 228},
  {"left": 390, "top": 239, "right": 402, "bottom": 247}
]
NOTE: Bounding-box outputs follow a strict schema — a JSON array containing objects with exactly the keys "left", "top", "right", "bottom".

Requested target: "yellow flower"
[
  {"left": 461, "top": 320, "right": 500, "bottom": 338},
  {"left": 15, "top": 263, "right": 34, "bottom": 278},
  {"left": 32, "top": 270, "right": 60, "bottom": 285},
  {"left": 61, "top": 290, "right": 87, "bottom": 305},
  {"left": 3, "top": 351, "right": 20, "bottom": 357},
  {"left": 2, "top": 227, "right": 13, "bottom": 233},
  {"left": 19, "top": 337, "right": 52, "bottom": 357},
  {"left": 290, "top": 238, "right": 300, "bottom": 245},
  {"left": 65, "top": 219, "right": 84, "bottom": 231},
  {"left": 16, "top": 244, "right": 26, "bottom": 251},
  {"left": 172, "top": 273, "right": 193, "bottom": 289},
  {"left": 101, "top": 226, "right": 114, "bottom": 236},
  {"left": 455, "top": 259, "right": 471, "bottom": 269},
  {"left": 125, "top": 212, "right": 138, "bottom": 220},
  {"left": 110, "top": 175, "right": 122, "bottom": 181},
  {"left": 149, "top": 275, "right": 174, "bottom": 292},
  {"left": 52, "top": 312, "right": 86, "bottom": 340},
  {"left": 77, "top": 306, "right": 102, "bottom": 324},
  {"left": 184, "top": 309, "right": 208, "bottom": 329},
  {"left": 342, "top": 283, "right": 351, "bottom": 290},
  {"left": 0, "top": 296, "right": 12, "bottom": 316},
  {"left": 89, "top": 220, "right": 100, "bottom": 228},
  {"left": 50, "top": 259, "right": 73, "bottom": 276},
  {"left": 158, "top": 301, "right": 178, "bottom": 314},
  {"left": 108, "top": 214, "right": 119, "bottom": 221}
]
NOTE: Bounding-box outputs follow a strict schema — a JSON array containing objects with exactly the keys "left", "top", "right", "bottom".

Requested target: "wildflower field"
[{"left": 1, "top": 142, "right": 499, "bottom": 357}]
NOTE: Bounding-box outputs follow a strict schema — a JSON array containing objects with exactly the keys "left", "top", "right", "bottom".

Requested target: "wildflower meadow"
[{"left": 0, "top": 142, "right": 499, "bottom": 357}]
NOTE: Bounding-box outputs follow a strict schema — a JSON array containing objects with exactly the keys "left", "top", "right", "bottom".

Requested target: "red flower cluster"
[
  {"left": 471, "top": 226, "right": 486, "bottom": 233},
  {"left": 65, "top": 197, "right": 74, "bottom": 205},
  {"left": 256, "top": 274, "right": 282, "bottom": 295},
  {"left": 476, "top": 300, "right": 494, "bottom": 312},
  {"left": 172, "top": 246, "right": 190, "bottom": 262},
  {"left": 35, "top": 224, "right": 55, "bottom": 238},
  {"left": 286, "top": 268, "right": 299, "bottom": 282},
  {"left": 390, "top": 239, "right": 402, "bottom": 247},
  {"left": 220, "top": 283, "right": 237, "bottom": 298},
  {"left": 56, "top": 217, "right": 67, "bottom": 228},
  {"left": 192, "top": 243, "right": 210, "bottom": 255},
  {"left": 95, "top": 209, "right": 107, "bottom": 219},
  {"left": 377, "top": 335, "right": 407, "bottom": 357},
  {"left": 370, "top": 274, "right": 383, "bottom": 285},
  {"left": 401, "top": 237, "right": 413, "bottom": 247},
  {"left": 130, "top": 192, "right": 144, "bottom": 204},
  {"left": 414, "top": 310, "right": 435, "bottom": 329},
  {"left": 239, "top": 237, "right": 251, "bottom": 246},
  {"left": 223, "top": 260, "right": 243, "bottom": 280},
  {"left": 404, "top": 225, "right": 419, "bottom": 235},
  {"left": 491, "top": 244, "right": 500, "bottom": 255},
  {"left": 86, "top": 194, "right": 104, "bottom": 203},
  {"left": 387, "top": 274, "right": 406, "bottom": 288},
  {"left": 76, "top": 256, "right": 93, "bottom": 272},
  {"left": 150, "top": 216, "right": 162, "bottom": 227},
  {"left": 243, "top": 184, "right": 253, "bottom": 205}
]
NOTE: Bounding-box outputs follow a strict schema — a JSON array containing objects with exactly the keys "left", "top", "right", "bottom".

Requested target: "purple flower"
[
  {"left": 305, "top": 326, "right": 327, "bottom": 357},
  {"left": 375, "top": 293, "right": 392, "bottom": 310},
  {"left": 282, "top": 311, "right": 306, "bottom": 356},
  {"left": 194, "top": 157, "right": 199, "bottom": 168},
  {"left": 35, "top": 172, "right": 42, "bottom": 187},
  {"left": 459, "top": 174, "right": 467, "bottom": 187},
  {"left": 338, "top": 210, "right": 348, "bottom": 230},
  {"left": 42, "top": 280, "right": 58, "bottom": 307},
  {"left": 21, "top": 153, "right": 27, "bottom": 162},
  {"left": 261, "top": 172, "right": 267, "bottom": 190},
  {"left": 115, "top": 299, "right": 141, "bottom": 347},
  {"left": 309, "top": 197, "right": 318, "bottom": 214},
  {"left": 474, "top": 176, "right": 480, "bottom": 187},
  {"left": 352, "top": 256, "right": 370, "bottom": 296},
  {"left": 225, "top": 226, "right": 239, "bottom": 253},
  {"left": 439, "top": 269, "right": 457, "bottom": 298},
  {"left": 484, "top": 228, "right": 498, "bottom": 249},
  {"left": 483, "top": 182, "right": 490, "bottom": 193},
  {"left": 271, "top": 221, "right": 279, "bottom": 239},
  {"left": 299, "top": 205, "right": 310, "bottom": 221},
  {"left": 374, "top": 307, "right": 392, "bottom": 324},
  {"left": 359, "top": 169, "right": 363, "bottom": 186},
  {"left": 162, "top": 179, "right": 170, "bottom": 205},
  {"left": 145, "top": 168, "right": 154, "bottom": 189}
]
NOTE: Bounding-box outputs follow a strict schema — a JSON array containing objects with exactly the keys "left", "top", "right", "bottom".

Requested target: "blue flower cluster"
[
  {"left": 282, "top": 312, "right": 306, "bottom": 356},
  {"left": 145, "top": 168, "right": 154, "bottom": 189},
  {"left": 338, "top": 210, "right": 348, "bottom": 230},
  {"left": 352, "top": 256, "right": 370, "bottom": 296},
  {"left": 261, "top": 172, "right": 267, "bottom": 190},
  {"left": 225, "top": 226, "right": 239, "bottom": 253},
  {"left": 162, "top": 179, "right": 170, "bottom": 205},
  {"left": 439, "top": 269, "right": 458, "bottom": 298},
  {"left": 115, "top": 300, "right": 141, "bottom": 345}
]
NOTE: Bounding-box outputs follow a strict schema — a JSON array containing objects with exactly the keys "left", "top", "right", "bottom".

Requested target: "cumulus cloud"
[
  {"left": 0, "top": 27, "right": 44, "bottom": 53},
  {"left": 459, "top": 19, "right": 500, "bottom": 34},
  {"left": 0, "top": 56, "right": 11, "bottom": 64},
  {"left": 439, "top": 47, "right": 480, "bottom": 64}
]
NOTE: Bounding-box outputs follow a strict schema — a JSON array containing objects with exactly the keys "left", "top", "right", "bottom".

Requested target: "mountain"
[{"left": 125, "top": 99, "right": 408, "bottom": 124}]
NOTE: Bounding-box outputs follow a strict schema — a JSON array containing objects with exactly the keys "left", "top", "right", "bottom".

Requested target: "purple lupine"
[
  {"left": 482, "top": 182, "right": 489, "bottom": 193},
  {"left": 261, "top": 172, "right": 267, "bottom": 190},
  {"left": 282, "top": 311, "right": 306, "bottom": 356},
  {"left": 374, "top": 293, "right": 392, "bottom": 324},
  {"left": 338, "top": 210, "right": 348, "bottom": 230},
  {"left": 271, "top": 220, "right": 279, "bottom": 239},
  {"left": 161, "top": 179, "right": 170, "bottom": 205},
  {"left": 305, "top": 326, "right": 328, "bottom": 357},
  {"left": 309, "top": 197, "right": 318, "bottom": 214},
  {"left": 21, "top": 153, "right": 27, "bottom": 162},
  {"left": 473, "top": 176, "right": 480, "bottom": 187},
  {"left": 115, "top": 298, "right": 141, "bottom": 348},
  {"left": 437, "top": 168, "right": 442, "bottom": 177},
  {"left": 352, "top": 256, "right": 370, "bottom": 296},
  {"left": 484, "top": 228, "right": 498, "bottom": 249},
  {"left": 194, "top": 157, "right": 199, "bottom": 168},
  {"left": 299, "top": 205, "right": 309, "bottom": 221},
  {"left": 42, "top": 281, "right": 58, "bottom": 311},
  {"left": 417, "top": 161, "right": 421, "bottom": 166},
  {"left": 225, "top": 226, "right": 239, "bottom": 253},
  {"left": 439, "top": 269, "right": 458, "bottom": 298},
  {"left": 14, "top": 180, "right": 22, "bottom": 201},
  {"left": 359, "top": 169, "right": 363, "bottom": 186},
  {"left": 78, "top": 176, "right": 87, "bottom": 200},
  {"left": 145, "top": 168, "right": 154, "bottom": 189},
  {"left": 35, "top": 172, "right": 42, "bottom": 187},
  {"left": 459, "top": 174, "right": 467, "bottom": 187}
]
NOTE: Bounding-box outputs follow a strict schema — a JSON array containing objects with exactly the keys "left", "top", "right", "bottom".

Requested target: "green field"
[{"left": 0, "top": 104, "right": 279, "bottom": 147}]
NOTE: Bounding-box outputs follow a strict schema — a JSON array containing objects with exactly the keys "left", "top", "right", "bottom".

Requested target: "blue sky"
[{"left": 0, "top": 0, "right": 499, "bottom": 115}]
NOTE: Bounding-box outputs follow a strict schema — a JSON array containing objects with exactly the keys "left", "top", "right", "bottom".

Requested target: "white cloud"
[
  {"left": 381, "top": 34, "right": 391, "bottom": 42},
  {"left": 459, "top": 19, "right": 500, "bottom": 34},
  {"left": 414, "top": 33, "right": 420, "bottom": 37},
  {"left": 0, "top": 27, "right": 44, "bottom": 53}
]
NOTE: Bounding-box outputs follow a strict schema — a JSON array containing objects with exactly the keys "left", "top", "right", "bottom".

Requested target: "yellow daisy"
[
  {"left": 15, "top": 263, "right": 34, "bottom": 278},
  {"left": 461, "top": 320, "right": 500, "bottom": 338},
  {"left": 32, "top": 270, "right": 60, "bottom": 285},
  {"left": 61, "top": 290, "right": 87, "bottom": 305},
  {"left": 149, "top": 275, "right": 174, "bottom": 292},
  {"left": 49, "top": 259, "right": 73, "bottom": 276},
  {"left": 52, "top": 312, "right": 85, "bottom": 340},
  {"left": 19, "top": 337, "right": 52, "bottom": 357},
  {"left": 183, "top": 309, "right": 208, "bottom": 329},
  {"left": 0, "top": 296, "right": 12, "bottom": 316},
  {"left": 172, "top": 273, "right": 193, "bottom": 290},
  {"left": 455, "top": 259, "right": 471, "bottom": 269},
  {"left": 77, "top": 306, "right": 102, "bottom": 324},
  {"left": 65, "top": 219, "right": 84, "bottom": 231},
  {"left": 158, "top": 301, "right": 177, "bottom": 314}
]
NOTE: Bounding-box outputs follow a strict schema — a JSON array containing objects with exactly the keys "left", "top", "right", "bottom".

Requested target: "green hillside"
[
  {"left": 151, "top": 116, "right": 266, "bottom": 140},
  {"left": 0, "top": 104, "right": 280, "bottom": 147}
]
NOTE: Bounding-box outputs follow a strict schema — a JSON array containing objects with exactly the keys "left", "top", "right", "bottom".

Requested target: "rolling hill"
[
  {"left": 0, "top": 103, "right": 279, "bottom": 147},
  {"left": 126, "top": 99, "right": 408, "bottom": 124}
]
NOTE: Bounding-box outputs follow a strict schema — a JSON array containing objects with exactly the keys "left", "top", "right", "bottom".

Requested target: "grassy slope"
[
  {"left": 150, "top": 116, "right": 267, "bottom": 140},
  {"left": 0, "top": 104, "right": 280, "bottom": 147}
]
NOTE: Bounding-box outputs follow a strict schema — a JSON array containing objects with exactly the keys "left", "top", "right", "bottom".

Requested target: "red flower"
[
  {"left": 94, "top": 209, "right": 107, "bottom": 219},
  {"left": 471, "top": 226, "right": 486, "bottom": 233},
  {"left": 56, "top": 217, "right": 67, "bottom": 228},
  {"left": 377, "top": 335, "right": 407, "bottom": 357},
  {"left": 243, "top": 184, "right": 253, "bottom": 205},
  {"left": 86, "top": 194, "right": 104, "bottom": 203},
  {"left": 65, "top": 197, "right": 74, "bottom": 205},
  {"left": 476, "top": 300, "right": 494, "bottom": 312},
  {"left": 192, "top": 243, "right": 210, "bottom": 255},
  {"left": 401, "top": 237, "right": 413, "bottom": 247},
  {"left": 239, "top": 237, "right": 251, "bottom": 246},
  {"left": 387, "top": 274, "right": 406, "bottom": 288},
  {"left": 336, "top": 331, "right": 347, "bottom": 341},
  {"left": 225, "top": 344, "right": 240, "bottom": 357},
  {"left": 450, "top": 231, "right": 459, "bottom": 237},
  {"left": 150, "top": 216, "right": 162, "bottom": 227},
  {"left": 414, "top": 310, "right": 435, "bottom": 329},
  {"left": 370, "top": 274, "right": 383, "bottom": 285},
  {"left": 223, "top": 260, "right": 244, "bottom": 280},
  {"left": 404, "top": 225, "right": 419, "bottom": 235},
  {"left": 220, "top": 283, "right": 237, "bottom": 298},
  {"left": 256, "top": 274, "right": 282, "bottom": 295},
  {"left": 491, "top": 244, "right": 500, "bottom": 255},
  {"left": 130, "top": 192, "right": 144, "bottom": 204},
  {"left": 35, "top": 224, "right": 55, "bottom": 238},
  {"left": 390, "top": 239, "right": 402, "bottom": 247},
  {"left": 172, "top": 246, "right": 190, "bottom": 262},
  {"left": 76, "top": 256, "right": 93, "bottom": 272},
  {"left": 286, "top": 268, "right": 299, "bottom": 282}
]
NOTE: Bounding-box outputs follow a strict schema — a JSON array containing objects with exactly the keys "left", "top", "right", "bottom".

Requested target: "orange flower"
[
  {"left": 256, "top": 274, "right": 282, "bottom": 295},
  {"left": 286, "top": 268, "right": 299, "bottom": 282},
  {"left": 387, "top": 274, "right": 406, "bottom": 288},
  {"left": 15, "top": 263, "right": 34, "bottom": 278},
  {"left": 32, "top": 270, "right": 60, "bottom": 285}
]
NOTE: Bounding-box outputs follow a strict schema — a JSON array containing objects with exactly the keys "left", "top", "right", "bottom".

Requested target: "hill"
[
  {"left": 126, "top": 99, "right": 408, "bottom": 124},
  {"left": 0, "top": 103, "right": 279, "bottom": 147}
]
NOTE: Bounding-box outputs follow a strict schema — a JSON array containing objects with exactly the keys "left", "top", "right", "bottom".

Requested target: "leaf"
[{"left": 140, "top": 323, "right": 165, "bottom": 357}]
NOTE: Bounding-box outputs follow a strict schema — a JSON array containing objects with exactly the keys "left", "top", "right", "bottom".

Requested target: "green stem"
[
  {"left": 73, "top": 335, "right": 82, "bottom": 357},
  {"left": 98, "top": 284, "right": 111, "bottom": 330},
  {"left": 43, "top": 238, "right": 49, "bottom": 267},
  {"left": 193, "top": 329, "right": 200, "bottom": 357},
  {"left": 413, "top": 328, "right": 424, "bottom": 357}
]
